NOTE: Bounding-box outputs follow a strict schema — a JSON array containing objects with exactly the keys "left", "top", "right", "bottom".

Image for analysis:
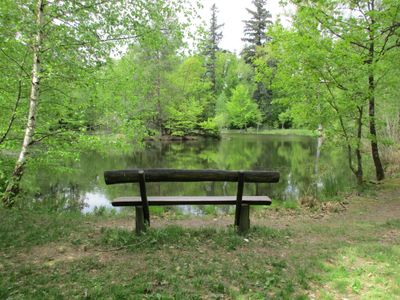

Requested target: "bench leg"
[
  {"left": 238, "top": 204, "right": 250, "bottom": 234},
  {"left": 135, "top": 206, "right": 147, "bottom": 235}
]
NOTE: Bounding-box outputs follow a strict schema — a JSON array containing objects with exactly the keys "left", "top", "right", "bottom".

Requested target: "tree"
[
  {"left": 294, "top": 0, "right": 400, "bottom": 181},
  {"left": 241, "top": 0, "right": 272, "bottom": 64},
  {"left": 126, "top": 17, "right": 184, "bottom": 136},
  {"left": 256, "top": 20, "right": 367, "bottom": 184},
  {"left": 202, "top": 3, "right": 223, "bottom": 115},
  {"left": 166, "top": 55, "right": 211, "bottom": 136},
  {"left": 214, "top": 51, "right": 253, "bottom": 98},
  {"left": 204, "top": 4, "right": 223, "bottom": 93},
  {"left": 256, "top": 0, "right": 400, "bottom": 184},
  {"left": 241, "top": 0, "right": 274, "bottom": 124},
  {"left": 1, "top": 0, "right": 193, "bottom": 207},
  {"left": 1, "top": 0, "right": 45, "bottom": 207},
  {"left": 225, "top": 84, "right": 262, "bottom": 129}
]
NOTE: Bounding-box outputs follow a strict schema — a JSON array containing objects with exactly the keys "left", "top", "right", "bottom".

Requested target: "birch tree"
[{"left": 1, "top": 0, "right": 193, "bottom": 207}]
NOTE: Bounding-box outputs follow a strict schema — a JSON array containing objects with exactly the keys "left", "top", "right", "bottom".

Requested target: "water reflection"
[
  {"left": 82, "top": 191, "right": 118, "bottom": 213},
  {"left": 22, "top": 133, "right": 355, "bottom": 213}
]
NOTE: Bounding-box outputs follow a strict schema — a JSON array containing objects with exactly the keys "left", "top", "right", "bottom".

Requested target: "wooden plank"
[
  {"left": 104, "top": 169, "right": 280, "bottom": 184},
  {"left": 111, "top": 196, "right": 272, "bottom": 206},
  {"left": 138, "top": 170, "right": 150, "bottom": 225},
  {"left": 234, "top": 171, "right": 244, "bottom": 227}
]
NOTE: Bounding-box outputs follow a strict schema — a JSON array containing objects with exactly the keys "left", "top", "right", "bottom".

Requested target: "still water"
[{"left": 24, "top": 133, "right": 354, "bottom": 213}]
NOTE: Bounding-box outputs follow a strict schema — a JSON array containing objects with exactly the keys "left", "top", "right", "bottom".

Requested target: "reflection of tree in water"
[
  {"left": 205, "top": 136, "right": 263, "bottom": 170},
  {"left": 29, "top": 182, "right": 85, "bottom": 212},
  {"left": 275, "top": 141, "right": 314, "bottom": 199},
  {"left": 316, "top": 143, "right": 356, "bottom": 198},
  {"left": 21, "top": 150, "right": 137, "bottom": 210}
]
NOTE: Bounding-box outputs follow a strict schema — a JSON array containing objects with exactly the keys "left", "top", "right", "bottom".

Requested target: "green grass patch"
[
  {"left": 222, "top": 128, "right": 318, "bottom": 137},
  {"left": 0, "top": 208, "right": 85, "bottom": 250},
  {"left": 1, "top": 186, "right": 399, "bottom": 300},
  {"left": 319, "top": 244, "right": 400, "bottom": 299},
  {"left": 98, "top": 225, "right": 290, "bottom": 252},
  {"left": 382, "top": 218, "right": 400, "bottom": 229}
]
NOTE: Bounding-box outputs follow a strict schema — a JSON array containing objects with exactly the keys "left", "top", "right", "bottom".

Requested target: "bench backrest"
[{"left": 104, "top": 169, "right": 280, "bottom": 184}]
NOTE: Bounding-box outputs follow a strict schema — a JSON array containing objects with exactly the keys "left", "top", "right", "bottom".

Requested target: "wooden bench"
[{"left": 104, "top": 169, "right": 280, "bottom": 234}]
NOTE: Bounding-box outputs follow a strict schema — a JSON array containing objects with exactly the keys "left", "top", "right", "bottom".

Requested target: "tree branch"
[
  {"left": 380, "top": 38, "right": 400, "bottom": 55},
  {"left": 0, "top": 79, "right": 24, "bottom": 145},
  {"left": 28, "top": 129, "right": 71, "bottom": 146},
  {"left": 0, "top": 49, "right": 31, "bottom": 77},
  {"left": 314, "top": 11, "right": 369, "bottom": 50},
  {"left": 42, "top": 34, "right": 141, "bottom": 52}
]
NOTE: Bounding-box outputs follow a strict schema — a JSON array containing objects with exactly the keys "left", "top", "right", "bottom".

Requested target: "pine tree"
[
  {"left": 242, "top": 0, "right": 273, "bottom": 124},
  {"left": 204, "top": 4, "right": 223, "bottom": 96},
  {"left": 242, "top": 0, "right": 272, "bottom": 64}
]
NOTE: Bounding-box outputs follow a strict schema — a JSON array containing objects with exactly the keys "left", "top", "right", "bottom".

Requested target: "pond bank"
[
  {"left": 142, "top": 129, "right": 318, "bottom": 142},
  {"left": 1, "top": 178, "right": 399, "bottom": 299},
  {"left": 222, "top": 128, "right": 318, "bottom": 137}
]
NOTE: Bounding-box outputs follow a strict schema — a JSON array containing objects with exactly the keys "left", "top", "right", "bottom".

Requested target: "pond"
[{"left": 22, "top": 133, "right": 355, "bottom": 214}]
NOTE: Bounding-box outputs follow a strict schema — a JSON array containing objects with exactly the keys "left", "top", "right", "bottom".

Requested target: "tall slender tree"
[
  {"left": 203, "top": 4, "right": 223, "bottom": 98},
  {"left": 242, "top": 0, "right": 274, "bottom": 124},
  {"left": 242, "top": 0, "right": 272, "bottom": 64}
]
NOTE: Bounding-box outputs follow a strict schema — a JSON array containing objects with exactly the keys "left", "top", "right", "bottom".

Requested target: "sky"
[{"left": 196, "top": 0, "right": 294, "bottom": 54}]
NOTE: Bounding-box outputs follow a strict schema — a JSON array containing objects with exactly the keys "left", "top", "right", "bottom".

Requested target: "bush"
[{"left": 199, "top": 118, "right": 220, "bottom": 138}]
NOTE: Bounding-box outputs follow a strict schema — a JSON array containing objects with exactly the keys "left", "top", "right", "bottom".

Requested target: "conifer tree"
[
  {"left": 242, "top": 0, "right": 273, "bottom": 124},
  {"left": 204, "top": 4, "right": 223, "bottom": 97},
  {"left": 242, "top": 0, "right": 272, "bottom": 64}
]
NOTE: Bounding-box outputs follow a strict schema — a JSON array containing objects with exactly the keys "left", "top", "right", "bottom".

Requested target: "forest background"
[{"left": 0, "top": 0, "right": 399, "bottom": 207}]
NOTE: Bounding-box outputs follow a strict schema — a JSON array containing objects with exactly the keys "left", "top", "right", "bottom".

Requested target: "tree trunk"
[
  {"left": 355, "top": 107, "right": 364, "bottom": 185},
  {"left": 368, "top": 72, "right": 384, "bottom": 181},
  {"left": 368, "top": 100, "right": 384, "bottom": 180},
  {"left": 155, "top": 52, "right": 164, "bottom": 136},
  {"left": 2, "top": 0, "right": 44, "bottom": 208},
  {"left": 367, "top": 3, "right": 385, "bottom": 181}
]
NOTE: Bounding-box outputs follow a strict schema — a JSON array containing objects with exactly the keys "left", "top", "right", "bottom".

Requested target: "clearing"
[{"left": 0, "top": 178, "right": 399, "bottom": 299}]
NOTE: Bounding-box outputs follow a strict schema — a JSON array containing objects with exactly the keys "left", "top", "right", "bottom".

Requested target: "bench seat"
[{"left": 112, "top": 196, "right": 272, "bottom": 206}]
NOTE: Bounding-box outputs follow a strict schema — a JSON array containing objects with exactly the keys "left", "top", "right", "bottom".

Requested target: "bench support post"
[
  {"left": 238, "top": 204, "right": 250, "bottom": 234},
  {"left": 135, "top": 206, "right": 146, "bottom": 234},
  {"left": 138, "top": 170, "right": 150, "bottom": 226},
  {"left": 234, "top": 171, "right": 245, "bottom": 227}
]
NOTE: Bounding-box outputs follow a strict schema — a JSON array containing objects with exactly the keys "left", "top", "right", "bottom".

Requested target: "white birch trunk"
[{"left": 2, "top": 0, "right": 44, "bottom": 207}]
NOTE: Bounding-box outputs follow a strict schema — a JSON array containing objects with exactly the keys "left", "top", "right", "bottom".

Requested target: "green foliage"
[
  {"left": 199, "top": 118, "right": 220, "bottom": 138},
  {"left": 0, "top": 0, "right": 198, "bottom": 199},
  {"left": 166, "top": 97, "right": 203, "bottom": 136},
  {"left": 202, "top": 4, "right": 223, "bottom": 96},
  {"left": 255, "top": 0, "right": 400, "bottom": 181},
  {"left": 1, "top": 0, "right": 398, "bottom": 203},
  {"left": 241, "top": 0, "right": 272, "bottom": 63},
  {"left": 225, "top": 85, "right": 262, "bottom": 129}
]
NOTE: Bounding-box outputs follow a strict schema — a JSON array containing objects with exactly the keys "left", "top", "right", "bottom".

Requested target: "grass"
[
  {"left": 222, "top": 128, "right": 318, "bottom": 137},
  {"left": 0, "top": 180, "right": 399, "bottom": 299}
]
